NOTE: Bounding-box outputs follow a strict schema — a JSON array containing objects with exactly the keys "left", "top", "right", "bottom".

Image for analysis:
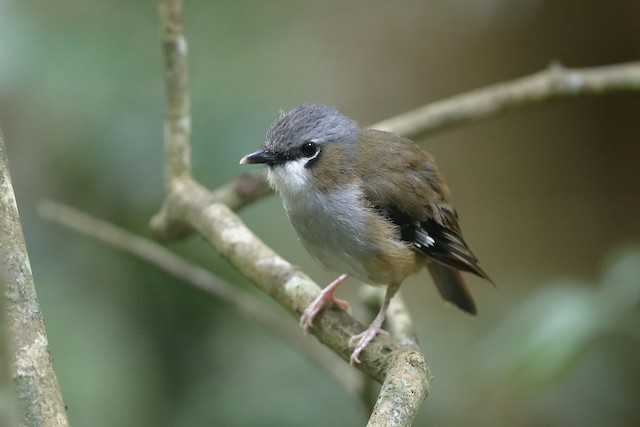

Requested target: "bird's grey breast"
[{"left": 281, "top": 184, "right": 376, "bottom": 281}]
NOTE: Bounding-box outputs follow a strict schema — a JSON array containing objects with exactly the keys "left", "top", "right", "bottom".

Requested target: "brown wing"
[
  {"left": 357, "top": 129, "right": 490, "bottom": 313},
  {"left": 356, "top": 129, "right": 455, "bottom": 226}
]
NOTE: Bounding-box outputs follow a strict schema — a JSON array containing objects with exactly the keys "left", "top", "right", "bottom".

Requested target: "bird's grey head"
[
  {"left": 240, "top": 104, "right": 358, "bottom": 196},
  {"left": 264, "top": 104, "right": 358, "bottom": 165}
]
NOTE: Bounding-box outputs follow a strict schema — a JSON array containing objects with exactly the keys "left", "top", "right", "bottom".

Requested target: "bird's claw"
[
  {"left": 300, "top": 295, "right": 351, "bottom": 332},
  {"left": 348, "top": 326, "right": 389, "bottom": 364}
]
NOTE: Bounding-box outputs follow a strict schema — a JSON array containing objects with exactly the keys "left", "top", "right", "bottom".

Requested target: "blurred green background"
[{"left": 2, "top": 0, "right": 640, "bottom": 426}]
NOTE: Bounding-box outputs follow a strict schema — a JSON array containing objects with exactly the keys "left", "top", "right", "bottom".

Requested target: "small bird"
[{"left": 241, "top": 104, "right": 490, "bottom": 364}]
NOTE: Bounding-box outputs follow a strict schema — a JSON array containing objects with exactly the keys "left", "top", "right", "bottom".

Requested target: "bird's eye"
[{"left": 300, "top": 141, "right": 317, "bottom": 158}]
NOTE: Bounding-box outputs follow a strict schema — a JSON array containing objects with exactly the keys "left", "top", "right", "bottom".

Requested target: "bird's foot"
[
  {"left": 300, "top": 291, "right": 350, "bottom": 332},
  {"left": 348, "top": 325, "right": 389, "bottom": 365}
]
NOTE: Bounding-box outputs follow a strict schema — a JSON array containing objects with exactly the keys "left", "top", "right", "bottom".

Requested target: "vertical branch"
[
  {"left": 152, "top": 0, "right": 195, "bottom": 238},
  {"left": 159, "top": 0, "right": 192, "bottom": 184},
  {"left": 0, "top": 132, "right": 69, "bottom": 426}
]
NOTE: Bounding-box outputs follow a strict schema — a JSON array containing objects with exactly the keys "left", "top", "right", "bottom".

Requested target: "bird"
[{"left": 240, "top": 104, "right": 491, "bottom": 364}]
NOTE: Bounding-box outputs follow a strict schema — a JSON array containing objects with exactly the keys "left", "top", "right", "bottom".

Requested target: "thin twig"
[
  {"left": 210, "top": 173, "right": 272, "bottom": 211},
  {"left": 150, "top": 174, "right": 273, "bottom": 241},
  {"left": 373, "top": 61, "right": 640, "bottom": 140},
  {"left": 1, "top": 132, "right": 69, "bottom": 426},
  {"left": 38, "top": 200, "right": 360, "bottom": 396}
]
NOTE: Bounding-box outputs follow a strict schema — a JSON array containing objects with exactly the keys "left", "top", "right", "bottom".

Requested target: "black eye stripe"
[{"left": 267, "top": 142, "right": 321, "bottom": 166}]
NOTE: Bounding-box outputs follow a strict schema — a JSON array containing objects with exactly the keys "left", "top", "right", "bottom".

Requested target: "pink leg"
[
  {"left": 300, "top": 274, "right": 350, "bottom": 331},
  {"left": 349, "top": 283, "right": 399, "bottom": 365}
]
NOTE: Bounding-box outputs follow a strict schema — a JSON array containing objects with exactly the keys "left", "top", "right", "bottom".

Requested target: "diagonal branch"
[
  {"left": 153, "top": 177, "right": 432, "bottom": 426},
  {"left": 155, "top": 178, "right": 424, "bottom": 383}
]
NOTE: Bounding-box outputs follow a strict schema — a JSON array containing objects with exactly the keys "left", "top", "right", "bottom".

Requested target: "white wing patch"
[{"left": 414, "top": 228, "right": 436, "bottom": 248}]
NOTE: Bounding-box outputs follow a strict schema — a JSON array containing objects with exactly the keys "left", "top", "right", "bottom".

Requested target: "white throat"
[{"left": 267, "top": 158, "right": 311, "bottom": 197}]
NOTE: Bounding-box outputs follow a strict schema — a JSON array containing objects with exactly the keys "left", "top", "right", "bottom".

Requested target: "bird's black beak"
[{"left": 239, "top": 148, "right": 274, "bottom": 165}]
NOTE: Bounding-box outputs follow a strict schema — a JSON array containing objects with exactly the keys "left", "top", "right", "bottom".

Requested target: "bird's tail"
[{"left": 427, "top": 262, "right": 477, "bottom": 315}]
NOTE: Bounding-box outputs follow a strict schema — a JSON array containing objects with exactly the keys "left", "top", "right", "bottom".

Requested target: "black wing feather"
[
  {"left": 373, "top": 203, "right": 491, "bottom": 314},
  {"left": 374, "top": 204, "right": 489, "bottom": 281},
  {"left": 414, "top": 218, "right": 491, "bottom": 281}
]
